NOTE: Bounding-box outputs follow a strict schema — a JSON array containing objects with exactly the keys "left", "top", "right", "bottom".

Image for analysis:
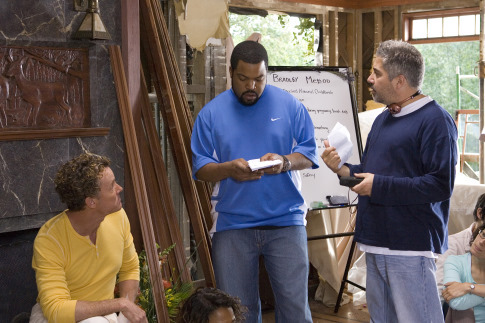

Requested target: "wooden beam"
[
  {"left": 147, "top": 0, "right": 214, "bottom": 237},
  {"left": 0, "top": 128, "right": 110, "bottom": 141},
  {"left": 140, "top": 0, "right": 216, "bottom": 287},
  {"left": 121, "top": 0, "right": 142, "bottom": 252},
  {"left": 109, "top": 45, "right": 170, "bottom": 322},
  {"left": 279, "top": 0, "right": 443, "bottom": 9},
  {"left": 121, "top": 0, "right": 140, "bottom": 111},
  {"left": 138, "top": 68, "right": 192, "bottom": 283}
]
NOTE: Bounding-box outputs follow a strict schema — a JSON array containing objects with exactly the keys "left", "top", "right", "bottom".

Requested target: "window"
[
  {"left": 406, "top": 8, "right": 481, "bottom": 177},
  {"left": 403, "top": 8, "right": 480, "bottom": 44},
  {"left": 229, "top": 11, "right": 316, "bottom": 66},
  {"left": 456, "top": 109, "right": 480, "bottom": 178}
]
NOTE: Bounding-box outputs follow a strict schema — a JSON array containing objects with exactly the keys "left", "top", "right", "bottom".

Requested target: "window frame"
[{"left": 403, "top": 7, "right": 480, "bottom": 44}]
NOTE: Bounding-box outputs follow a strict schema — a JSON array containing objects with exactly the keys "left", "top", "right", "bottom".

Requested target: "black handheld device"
[
  {"left": 339, "top": 176, "right": 364, "bottom": 187},
  {"left": 326, "top": 195, "right": 349, "bottom": 206}
]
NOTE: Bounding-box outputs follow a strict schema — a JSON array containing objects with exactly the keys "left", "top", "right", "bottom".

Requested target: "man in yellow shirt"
[{"left": 30, "top": 153, "right": 147, "bottom": 323}]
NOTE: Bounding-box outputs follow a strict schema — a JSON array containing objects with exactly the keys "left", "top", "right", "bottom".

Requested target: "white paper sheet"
[
  {"left": 247, "top": 159, "right": 282, "bottom": 171},
  {"left": 327, "top": 122, "right": 354, "bottom": 169},
  {"left": 117, "top": 312, "right": 129, "bottom": 323}
]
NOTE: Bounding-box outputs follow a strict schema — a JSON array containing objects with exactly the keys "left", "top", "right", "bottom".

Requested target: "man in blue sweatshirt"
[
  {"left": 191, "top": 41, "right": 319, "bottom": 322},
  {"left": 322, "top": 40, "right": 457, "bottom": 322}
]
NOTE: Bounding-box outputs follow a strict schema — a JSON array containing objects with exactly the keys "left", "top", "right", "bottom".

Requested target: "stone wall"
[{"left": 0, "top": 1, "right": 124, "bottom": 321}]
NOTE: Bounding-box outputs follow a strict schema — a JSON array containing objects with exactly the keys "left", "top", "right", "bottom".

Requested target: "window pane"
[
  {"left": 443, "top": 16, "right": 458, "bottom": 37},
  {"left": 460, "top": 15, "right": 476, "bottom": 35},
  {"left": 428, "top": 18, "right": 443, "bottom": 37},
  {"left": 412, "top": 19, "right": 428, "bottom": 39},
  {"left": 468, "top": 113, "right": 480, "bottom": 123},
  {"left": 465, "top": 122, "right": 479, "bottom": 154},
  {"left": 476, "top": 14, "right": 481, "bottom": 34},
  {"left": 458, "top": 115, "right": 466, "bottom": 137}
]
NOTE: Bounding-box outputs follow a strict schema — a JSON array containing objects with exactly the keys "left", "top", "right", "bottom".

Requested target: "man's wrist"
[{"left": 280, "top": 155, "right": 291, "bottom": 172}]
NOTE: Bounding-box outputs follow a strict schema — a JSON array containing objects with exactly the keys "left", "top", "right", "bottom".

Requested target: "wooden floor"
[{"left": 262, "top": 293, "right": 370, "bottom": 323}]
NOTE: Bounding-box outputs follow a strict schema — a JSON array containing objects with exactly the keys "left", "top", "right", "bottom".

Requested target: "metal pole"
[{"left": 456, "top": 66, "right": 461, "bottom": 110}]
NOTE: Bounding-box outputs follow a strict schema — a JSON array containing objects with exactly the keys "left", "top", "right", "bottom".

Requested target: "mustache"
[{"left": 242, "top": 90, "right": 258, "bottom": 96}]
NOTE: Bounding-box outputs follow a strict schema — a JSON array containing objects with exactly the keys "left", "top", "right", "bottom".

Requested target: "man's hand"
[
  {"left": 76, "top": 298, "right": 147, "bottom": 323},
  {"left": 321, "top": 140, "right": 341, "bottom": 173},
  {"left": 351, "top": 173, "right": 374, "bottom": 197},
  {"left": 259, "top": 153, "right": 284, "bottom": 174},
  {"left": 118, "top": 280, "right": 147, "bottom": 322},
  {"left": 443, "top": 281, "right": 472, "bottom": 302},
  {"left": 195, "top": 159, "right": 263, "bottom": 182},
  {"left": 119, "top": 298, "right": 148, "bottom": 323},
  {"left": 321, "top": 140, "right": 350, "bottom": 177},
  {"left": 229, "top": 158, "right": 264, "bottom": 181}
]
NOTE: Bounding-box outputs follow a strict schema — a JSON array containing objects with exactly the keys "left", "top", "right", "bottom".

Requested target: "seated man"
[
  {"left": 30, "top": 153, "right": 147, "bottom": 323},
  {"left": 435, "top": 193, "right": 485, "bottom": 308}
]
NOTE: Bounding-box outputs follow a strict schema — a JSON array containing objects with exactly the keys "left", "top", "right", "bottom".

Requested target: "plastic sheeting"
[{"left": 175, "top": 0, "right": 230, "bottom": 51}]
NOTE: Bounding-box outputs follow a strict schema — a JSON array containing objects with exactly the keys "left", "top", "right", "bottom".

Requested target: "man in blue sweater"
[
  {"left": 322, "top": 40, "right": 457, "bottom": 322},
  {"left": 191, "top": 40, "right": 319, "bottom": 322}
]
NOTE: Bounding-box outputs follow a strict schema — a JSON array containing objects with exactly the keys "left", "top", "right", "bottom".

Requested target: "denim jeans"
[
  {"left": 366, "top": 253, "right": 444, "bottom": 323},
  {"left": 212, "top": 226, "right": 312, "bottom": 323}
]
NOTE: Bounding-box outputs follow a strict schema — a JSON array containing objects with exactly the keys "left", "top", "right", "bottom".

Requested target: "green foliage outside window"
[
  {"left": 229, "top": 13, "right": 315, "bottom": 66},
  {"left": 416, "top": 41, "right": 479, "bottom": 117},
  {"left": 416, "top": 41, "right": 480, "bottom": 174}
]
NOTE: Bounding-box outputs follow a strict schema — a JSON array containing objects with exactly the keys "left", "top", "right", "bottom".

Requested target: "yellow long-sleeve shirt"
[{"left": 32, "top": 208, "right": 140, "bottom": 322}]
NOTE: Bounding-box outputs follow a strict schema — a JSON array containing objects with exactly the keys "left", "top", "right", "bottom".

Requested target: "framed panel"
[{"left": 0, "top": 45, "right": 109, "bottom": 141}]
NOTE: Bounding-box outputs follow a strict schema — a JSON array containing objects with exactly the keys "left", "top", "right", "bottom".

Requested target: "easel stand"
[
  {"left": 307, "top": 206, "right": 366, "bottom": 313},
  {"left": 334, "top": 239, "right": 365, "bottom": 313}
]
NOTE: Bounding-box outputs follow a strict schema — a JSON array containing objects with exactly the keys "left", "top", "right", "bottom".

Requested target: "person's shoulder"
[
  {"left": 109, "top": 208, "right": 127, "bottom": 217},
  {"left": 38, "top": 211, "right": 68, "bottom": 234},
  {"left": 207, "top": 89, "right": 234, "bottom": 104},
  {"left": 450, "top": 226, "right": 472, "bottom": 239},
  {"left": 198, "top": 89, "right": 234, "bottom": 114},
  {"left": 447, "top": 253, "right": 469, "bottom": 263},
  {"left": 372, "top": 108, "right": 389, "bottom": 123},
  {"left": 34, "top": 211, "right": 69, "bottom": 247},
  {"left": 422, "top": 100, "right": 453, "bottom": 119},
  {"left": 264, "top": 84, "right": 292, "bottom": 97},
  {"left": 419, "top": 99, "right": 456, "bottom": 133},
  {"left": 105, "top": 208, "right": 128, "bottom": 222},
  {"left": 263, "top": 85, "right": 303, "bottom": 109}
]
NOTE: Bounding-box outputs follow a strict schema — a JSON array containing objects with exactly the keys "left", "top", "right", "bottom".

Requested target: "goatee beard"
[{"left": 238, "top": 90, "right": 259, "bottom": 106}]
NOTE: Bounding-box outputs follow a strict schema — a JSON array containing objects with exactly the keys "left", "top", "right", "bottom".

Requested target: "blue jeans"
[
  {"left": 212, "top": 226, "right": 312, "bottom": 323},
  {"left": 366, "top": 253, "right": 444, "bottom": 323}
]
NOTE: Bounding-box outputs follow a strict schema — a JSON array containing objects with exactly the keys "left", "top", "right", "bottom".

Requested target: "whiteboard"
[{"left": 267, "top": 67, "right": 363, "bottom": 207}]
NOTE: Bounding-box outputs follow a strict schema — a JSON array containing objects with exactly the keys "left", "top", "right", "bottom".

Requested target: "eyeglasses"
[{"left": 478, "top": 229, "right": 485, "bottom": 239}]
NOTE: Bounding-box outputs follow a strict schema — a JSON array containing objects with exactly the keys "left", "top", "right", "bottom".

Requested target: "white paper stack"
[{"left": 247, "top": 159, "right": 282, "bottom": 171}]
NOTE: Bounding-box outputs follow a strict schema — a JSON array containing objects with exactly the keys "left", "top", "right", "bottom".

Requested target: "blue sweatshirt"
[
  {"left": 348, "top": 100, "right": 457, "bottom": 253},
  {"left": 191, "top": 84, "right": 319, "bottom": 232}
]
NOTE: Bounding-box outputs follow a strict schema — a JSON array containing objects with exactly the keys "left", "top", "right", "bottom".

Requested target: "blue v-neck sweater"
[{"left": 348, "top": 100, "right": 458, "bottom": 253}]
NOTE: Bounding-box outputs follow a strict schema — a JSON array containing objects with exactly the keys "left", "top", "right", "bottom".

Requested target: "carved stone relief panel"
[{"left": 0, "top": 46, "right": 90, "bottom": 129}]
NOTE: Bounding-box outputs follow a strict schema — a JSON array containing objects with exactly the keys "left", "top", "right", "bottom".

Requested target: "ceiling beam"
[{"left": 279, "top": 0, "right": 443, "bottom": 9}]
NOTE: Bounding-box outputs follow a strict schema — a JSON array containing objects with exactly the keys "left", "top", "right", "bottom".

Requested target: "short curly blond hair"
[{"left": 54, "top": 153, "right": 110, "bottom": 211}]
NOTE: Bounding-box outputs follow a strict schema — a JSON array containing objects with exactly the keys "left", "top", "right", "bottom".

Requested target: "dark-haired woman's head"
[
  {"left": 177, "top": 287, "right": 247, "bottom": 323},
  {"left": 470, "top": 222, "right": 485, "bottom": 247},
  {"left": 473, "top": 193, "right": 485, "bottom": 222}
]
